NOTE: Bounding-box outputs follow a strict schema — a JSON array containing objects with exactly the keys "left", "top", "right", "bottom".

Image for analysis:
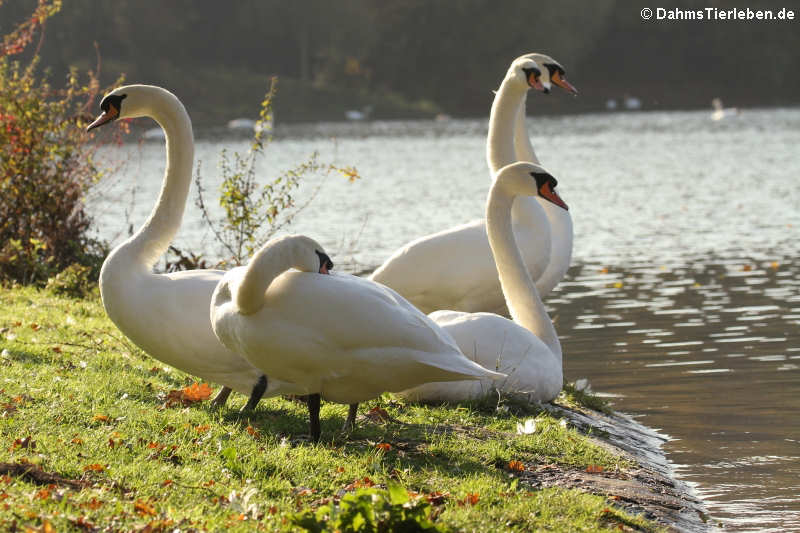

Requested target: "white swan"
[
  {"left": 370, "top": 53, "right": 577, "bottom": 314},
  {"left": 399, "top": 161, "right": 565, "bottom": 403},
  {"left": 209, "top": 234, "right": 505, "bottom": 441},
  {"left": 510, "top": 55, "right": 575, "bottom": 296},
  {"left": 87, "top": 85, "right": 303, "bottom": 409}
]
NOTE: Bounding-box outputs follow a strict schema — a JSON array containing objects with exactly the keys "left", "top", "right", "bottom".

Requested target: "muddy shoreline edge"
[{"left": 533, "top": 402, "right": 709, "bottom": 532}]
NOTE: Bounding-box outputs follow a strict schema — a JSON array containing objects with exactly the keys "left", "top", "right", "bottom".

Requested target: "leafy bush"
[
  {"left": 292, "top": 483, "right": 446, "bottom": 533},
  {"left": 190, "top": 77, "right": 360, "bottom": 268},
  {"left": 0, "top": 0, "right": 125, "bottom": 285},
  {"left": 44, "top": 262, "right": 94, "bottom": 298}
]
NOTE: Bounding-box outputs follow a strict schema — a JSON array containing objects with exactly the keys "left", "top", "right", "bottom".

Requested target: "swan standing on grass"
[
  {"left": 210, "top": 235, "right": 505, "bottom": 442},
  {"left": 87, "top": 85, "right": 303, "bottom": 409},
  {"left": 371, "top": 53, "right": 577, "bottom": 314},
  {"left": 400, "top": 161, "right": 566, "bottom": 403}
]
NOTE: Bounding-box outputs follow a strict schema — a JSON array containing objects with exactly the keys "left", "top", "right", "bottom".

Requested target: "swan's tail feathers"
[{"left": 420, "top": 354, "right": 507, "bottom": 382}]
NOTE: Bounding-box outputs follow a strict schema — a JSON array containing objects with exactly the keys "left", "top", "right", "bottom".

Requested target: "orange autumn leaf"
[
  {"left": 586, "top": 464, "right": 604, "bottom": 473},
  {"left": 134, "top": 499, "right": 157, "bottom": 516},
  {"left": 161, "top": 479, "right": 173, "bottom": 487},
  {"left": 335, "top": 466, "right": 345, "bottom": 473},
  {"left": 92, "top": 414, "right": 110, "bottom": 423},
  {"left": 508, "top": 460, "right": 525, "bottom": 472},
  {"left": 34, "top": 488, "right": 51, "bottom": 500},
  {"left": 83, "top": 463, "right": 105, "bottom": 472},
  {"left": 83, "top": 497, "right": 103, "bottom": 510},
  {"left": 70, "top": 437, "right": 83, "bottom": 445},
  {"left": 195, "top": 424, "right": 211, "bottom": 433},
  {"left": 463, "top": 493, "right": 480, "bottom": 506},
  {"left": 182, "top": 382, "right": 213, "bottom": 402},
  {"left": 30, "top": 323, "right": 40, "bottom": 331},
  {"left": 375, "top": 442, "right": 392, "bottom": 451},
  {"left": 202, "top": 480, "right": 216, "bottom": 487},
  {"left": 230, "top": 513, "right": 246, "bottom": 521},
  {"left": 246, "top": 425, "right": 261, "bottom": 438}
]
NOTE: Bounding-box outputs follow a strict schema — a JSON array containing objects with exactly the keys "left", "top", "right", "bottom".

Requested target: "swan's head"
[
  {"left": 495, "top": 161, "right": 568, "bottom": 211},
  {"left": 517, "top": 53, "right": 578, "bottom": 96},
  {"left": 508, "top": 55, "right": 548, "bottom": 93},
  {"left": 280, "top": 235, "right": 334, "bottom": 275},
  {"left": 87, "top": 85, "right": 174, "bottom": 131}
]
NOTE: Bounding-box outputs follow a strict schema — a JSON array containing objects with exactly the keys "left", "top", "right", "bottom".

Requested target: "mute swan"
[
  {"left": 511, "top": 55, "right": 575, "bottom": 297},
  {"left": 371, "top": 53, "right": 577, "bottom": 314},
  {"left": 87, "top": 85, "right": 303, "bottom": 409},
  {"left": 400, "top": 161, "right": 565, "bottom": 403},
  {"left": 209, "top": 235, "right": 505, "bottom": 442}
]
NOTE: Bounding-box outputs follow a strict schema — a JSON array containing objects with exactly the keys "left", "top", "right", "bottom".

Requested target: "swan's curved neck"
[
  {"left": 513, "top": 93, "right": 540, "bottom": 165},
  {"left": 486, "top": 183, "right": 561, "bottom": 357},
  {"left": 486, "top": 76, "right": 528, "bottom": 174},
  {"left": 234, "top": 238, "right": 304, "bottom": 315},
  {"left": 110, "top": 89, "right": 194, "bottom": 272}
]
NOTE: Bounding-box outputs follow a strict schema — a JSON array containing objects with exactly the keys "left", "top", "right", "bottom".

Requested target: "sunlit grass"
[{"left": 0, "top": 286, "right": 657, "bottom": 531}]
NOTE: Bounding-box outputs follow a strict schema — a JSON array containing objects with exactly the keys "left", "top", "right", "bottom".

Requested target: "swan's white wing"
[
  {"left": 212, "top": 271, "right": 504, "bottom": 404},
  {"left": 400, "top": 311, "right": 562, "bottom": 403}
]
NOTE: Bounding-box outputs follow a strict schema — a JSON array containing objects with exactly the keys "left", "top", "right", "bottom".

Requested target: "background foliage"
[
  {"left": 0, "top": 0, "right": 125, "bottom": 286},
  {"left": 1, "top": 0, "right": 796, "bottom": 126}
]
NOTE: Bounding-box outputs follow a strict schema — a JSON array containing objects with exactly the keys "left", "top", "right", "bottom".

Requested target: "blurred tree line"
[{"left": 1, "top": 0, "right": 798, "bottom": 125}]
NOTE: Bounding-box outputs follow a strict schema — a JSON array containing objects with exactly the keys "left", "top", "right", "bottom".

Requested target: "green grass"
[{"left": 0, "top": 286, "right": 658, "bottom": 531}]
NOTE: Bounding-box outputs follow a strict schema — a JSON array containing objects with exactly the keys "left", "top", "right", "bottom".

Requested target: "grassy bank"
[{"left": 0, "top": 286, "right": 658, "bottom": 532}]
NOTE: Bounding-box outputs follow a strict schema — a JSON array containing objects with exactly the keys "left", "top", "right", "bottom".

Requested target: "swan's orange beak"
[
  {"left": 86, "top": 103, "right": 119, "bottom": 131},
  {"left": 527, "top": 71, "right": 545, "bottom": 92},
  {"left": 539, "top": 182, "right": 569, "bottom": 210},
  {"left": 552, "top": 71, "right": 578, "bottom": 95},
  {"left": 319, "top": 263, "right": 330, "bottom": 275}
]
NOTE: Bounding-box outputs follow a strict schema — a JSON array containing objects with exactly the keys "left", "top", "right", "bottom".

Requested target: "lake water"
[{"left": 92, "top": 108, "right": 800, "bottom": 531}]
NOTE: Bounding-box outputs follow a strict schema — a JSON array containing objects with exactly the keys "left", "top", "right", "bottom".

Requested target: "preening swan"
[
  {"left": 87, "top": 85, "right": 303, "bottom": 409},
  {"left": 371, "top": 53, "right": 577, "bottom": 314},
  {"left": 400, "top": 161, "right": 566, "bottom": 403},
  {"left": 210, "top": 234, "right": 505, "bottom": 442}
]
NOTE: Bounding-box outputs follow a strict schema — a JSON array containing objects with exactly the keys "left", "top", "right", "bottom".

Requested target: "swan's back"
[{"left": 212, "top": 271, "right": 502, "bottom": 404}]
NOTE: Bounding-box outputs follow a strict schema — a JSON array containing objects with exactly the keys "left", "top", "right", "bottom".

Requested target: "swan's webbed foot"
[
  {"left": 343, "top": 403, "right": 358, "bottom": 431},
  {"left": 211, "top": 386, "right": 232, "bottom": 408},
  {"left": 307, "top": 393, "right": 321, "bottom": 443},
  {"left": 241, "top": 375, "right": 267, "bottom": 412}
]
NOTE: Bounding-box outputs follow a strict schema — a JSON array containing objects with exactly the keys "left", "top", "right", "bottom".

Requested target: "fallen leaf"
[
  {"left": 70, "top": 437, "right": 83, "bottom": 445},
  {"left": 83, "top": 497, "right": 103, "bottom": 510},
  {"left": 425, "top": 491, "right": 448, "bottom": 506},
  {"left": 363, "top": 406, "right": 391, "bottom": 423},
  {"left": 508, "top": 460, "right": 525, "bottom": 472},
  {"left": 92, "top": 414, "right": 110, "bottom": 423},
  {"left": 230, "top": 513, "right": 246, "bottom": 521},
  {"left": 586, "top": 465, "right": 604, "bottom": 474},
  {"left": 245, "top": 425, "right": 260, "bottom": 438},
  {"left": 195, "top": 424, "right": 211, "bottom": 434},
  {"left": 30, "top": 323, "right": 40, "bottom": 331},
  {"left": 742, "top": 264, "right": 752, "bottom": 272},
  {"left": 516, "top": 418, "right": 536, "bottom": 435},
  {"left": 375, "top": 442, "right": 392, "bottom": 451},
  {"left": 459, "top": 493, "right": 480, "bottom": 506},
  {"left": 202, "top": 480, "right": 216, "bottom": 487},
  {"left": 83, "top": 464, "right": 105, "bottom": 472},
  {"left": 161, "top": 479, "right": 173, "bottom": 487},
  {"left": 52, "top": 346, "right": 62, "bottom": 353},
  {"left": 134, "top": 499, "right": 157, "bottom": 516},
  {"left": 182, "top": 382, "right": 213, "bottom": 402},
  {"left": 34, "top": 488, "right": 51, "bottom": 500}
]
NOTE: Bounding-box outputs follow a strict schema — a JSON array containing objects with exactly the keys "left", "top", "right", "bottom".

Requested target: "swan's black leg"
[
  {"left": 307, "top": 393, "right": 321, "bottom": 443},
  {"left": 343, "top": 403, "right": 358, "bottom": 431},
  {"left": 241, "top": 375, "right": 267, "bottom": 412},
  {"left": 211, "top": 386, "right": 232, "bottom": 408}
]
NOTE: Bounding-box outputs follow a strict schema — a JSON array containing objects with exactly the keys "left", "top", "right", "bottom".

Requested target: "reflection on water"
[
  {"left": 554, "top": 258, "right": 800, "bottom": 532},
  {"left": 92, "top": 108, "right": 800, "bottom": 530}
]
